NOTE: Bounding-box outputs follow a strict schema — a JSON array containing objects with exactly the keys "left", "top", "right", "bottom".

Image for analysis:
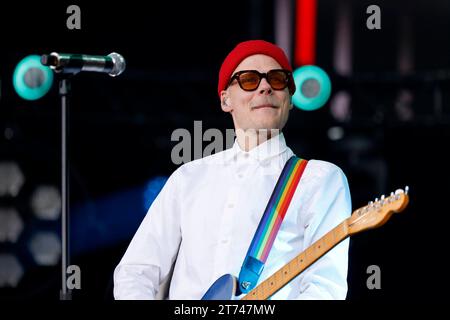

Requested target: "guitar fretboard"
[{"left": 242, "top": 220, "right": 349, "bottom": 300}]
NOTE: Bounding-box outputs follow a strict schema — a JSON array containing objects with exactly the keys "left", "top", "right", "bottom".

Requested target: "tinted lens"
[
  {"left": 238, "top": 71, "right": 261, "bottom": 90},
  {"left": 267, "top": 70, "right": 288, "bottom": 89}
]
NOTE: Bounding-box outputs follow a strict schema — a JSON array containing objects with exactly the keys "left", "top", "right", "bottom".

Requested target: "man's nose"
[{"left": 258, "top": 78, "right": 273, "bottom": 95}]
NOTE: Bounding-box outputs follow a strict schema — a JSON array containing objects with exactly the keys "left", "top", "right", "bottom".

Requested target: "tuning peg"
[
  {"left": 394, "top": 188, "right": 404, "bottom": 200},
  {"left": 389, "top": 192, "right": 395, "bottom": 202},
  {"left": 387, "top": 192, "right": 393, "bottom": 202},
  {"left": 405, "top": 186, "right": 409, "bottom": 195}
]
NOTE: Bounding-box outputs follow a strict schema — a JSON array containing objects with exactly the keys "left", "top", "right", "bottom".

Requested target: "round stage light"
[
  {"left": 292, "top": 65, "right": 331, "bottom": 111},
  {"left": 0, "top": 254, "right": 24, "bottom": 288},
  {"left": 0, "top": 161, "right": 25, "bottom": 197},
  {"left": 13, "top": 55, "right": 54, "bottom": 101},
  {"left": 28, "top": 232, "right": 61, "bottom": 266},
  {"left": 0, "top": 208, "right": 24, "bottom": 243},
  {"left": 30, "top": 185, "right": 61, "bottom": 221}
]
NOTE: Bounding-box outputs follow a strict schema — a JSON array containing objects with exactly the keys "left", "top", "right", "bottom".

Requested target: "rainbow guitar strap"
[{"left": 238, "top": 156, "right": 308, "bottom": 294}]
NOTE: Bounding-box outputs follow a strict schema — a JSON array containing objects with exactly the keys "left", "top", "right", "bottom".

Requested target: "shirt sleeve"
[
  {"left": 295, "top": 163, "right": 352, "bottom": 300},
  {"left": 113, "top": 170, "right": 182, "bottom": 300}
]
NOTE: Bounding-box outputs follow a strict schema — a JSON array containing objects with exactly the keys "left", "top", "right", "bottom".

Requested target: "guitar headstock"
[{"left": 347, "top": 186, "right": 409, "bottom": 235}]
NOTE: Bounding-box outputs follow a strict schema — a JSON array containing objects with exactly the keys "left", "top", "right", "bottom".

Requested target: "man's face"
[{"left": 221, "top": 54, "right": 293, "bottom": 132}]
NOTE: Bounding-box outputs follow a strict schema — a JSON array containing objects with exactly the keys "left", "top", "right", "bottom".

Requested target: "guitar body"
[
  {"left": 200, "top": 188, "right": 409, "bottom": 300},
  {"left": 201, "top": 274, "right": 237, "bottom": 300}
]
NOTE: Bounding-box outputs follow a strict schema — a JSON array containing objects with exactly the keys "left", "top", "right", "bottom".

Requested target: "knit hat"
[{"left": 217, "top": 40, "right": 296, "bottom": 97}]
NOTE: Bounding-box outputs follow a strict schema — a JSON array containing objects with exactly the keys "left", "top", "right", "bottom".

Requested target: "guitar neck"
[{"left": 242, "top": 220, "right": 350, "bottom": 300}]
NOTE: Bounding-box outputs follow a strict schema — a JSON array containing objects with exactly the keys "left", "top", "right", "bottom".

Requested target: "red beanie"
[{"left": 218, "top": 40, "right": 296, "bottom": 97}]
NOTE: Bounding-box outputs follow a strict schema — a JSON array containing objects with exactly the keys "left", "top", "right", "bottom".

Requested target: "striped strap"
[{"left": 238, "top": 156, "right": 308, "bottom": 293}]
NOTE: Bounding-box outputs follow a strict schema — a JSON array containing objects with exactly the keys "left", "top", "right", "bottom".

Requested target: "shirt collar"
[{"left": 225, "top": 132, "right": 288, "bottom": 164}]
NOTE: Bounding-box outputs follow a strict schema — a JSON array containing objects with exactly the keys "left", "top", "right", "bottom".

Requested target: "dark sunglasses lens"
[
  {"left": 238, "top": 72, "right": 261, "bottom": 90},
  {"left": 268, "top": 70, "right": 288, "bottom": 89}
]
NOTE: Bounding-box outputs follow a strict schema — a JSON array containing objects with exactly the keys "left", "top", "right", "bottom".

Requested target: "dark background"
[{"left": 0, "top": 0, "right": 449, "bottom": 301}]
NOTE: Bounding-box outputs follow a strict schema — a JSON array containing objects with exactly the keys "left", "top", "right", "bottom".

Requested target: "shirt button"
[
  {"left": 244, "top": 153, "right": 250, "bottom": 158},
  {"left": 227, "top": 203, "right": 234, "bottom": 208},
  {"left": 237, "top": 173, "right": 244, "bottom": 178},
  {"left": 221, "top": 239, "right": 229, "bottom": 244}
]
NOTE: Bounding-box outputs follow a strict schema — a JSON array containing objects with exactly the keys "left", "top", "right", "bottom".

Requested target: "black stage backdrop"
[{"left": 0, "top": 0, "right": 449, "bottom": 304}]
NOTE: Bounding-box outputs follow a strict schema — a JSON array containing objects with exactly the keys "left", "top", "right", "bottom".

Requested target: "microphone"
[{"left": 40, "top": 52, "right": 126, "bottom": 77}]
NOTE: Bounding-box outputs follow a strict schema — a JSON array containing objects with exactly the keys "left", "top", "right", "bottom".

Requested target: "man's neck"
[{"left": 235, "top": 128, "right": 281, "bottom": 152}]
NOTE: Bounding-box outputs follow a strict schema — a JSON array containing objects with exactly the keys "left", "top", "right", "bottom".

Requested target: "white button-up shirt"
[{"left": 113, "top": 133, "right": 352, "bottom": 300}]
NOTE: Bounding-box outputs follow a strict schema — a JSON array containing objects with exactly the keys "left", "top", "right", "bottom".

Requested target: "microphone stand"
[
  {"left": 58, "top": 73, "right": 77, "bottom": 301},
  {"left": 41, "top": 52, "right": 125, "bottom": 300}
]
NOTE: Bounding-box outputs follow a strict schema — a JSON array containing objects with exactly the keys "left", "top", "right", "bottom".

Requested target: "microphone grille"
[
  {"left": 108, "top": 52, "right": 126, "bottom": 77},
  {"left": 40, "top": 54, "right": 58, "bottom": 67}
]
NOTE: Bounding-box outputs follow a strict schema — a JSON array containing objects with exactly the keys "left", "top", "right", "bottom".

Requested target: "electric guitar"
[{"left": 202, "top": 187, "right": 410, "bottom": 300}]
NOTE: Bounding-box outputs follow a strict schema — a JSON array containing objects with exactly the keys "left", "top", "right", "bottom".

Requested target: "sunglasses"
[{"left": 228, "top": 69, "right": 293, "bottom": 92}]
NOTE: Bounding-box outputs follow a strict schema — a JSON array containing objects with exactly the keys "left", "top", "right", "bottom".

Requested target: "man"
[{"left": 113, "top": 40, "right": 351, "bottom": 300}]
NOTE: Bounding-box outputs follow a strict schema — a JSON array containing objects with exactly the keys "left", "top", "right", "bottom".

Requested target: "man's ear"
[{"left": 220, "top": 91, "right": 232, "bottom": 112}]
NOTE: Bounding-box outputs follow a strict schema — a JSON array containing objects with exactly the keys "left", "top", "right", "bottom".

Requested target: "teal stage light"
[
  {"left": 13, "top": 55, "right": 53, "bottom": 101},
  {"left": 292, "top": 65, "right": 331, "bottom": 111}
]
